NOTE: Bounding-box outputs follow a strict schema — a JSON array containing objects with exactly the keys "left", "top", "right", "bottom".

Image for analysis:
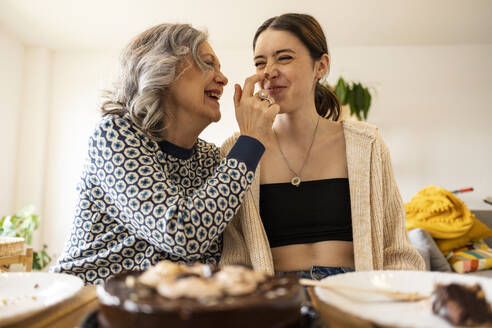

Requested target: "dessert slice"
[{"left": 432, "top": 283, "right": 492, "bottom": 326}]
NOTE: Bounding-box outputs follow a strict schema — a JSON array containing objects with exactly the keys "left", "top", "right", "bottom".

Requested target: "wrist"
[
  {"left": 241, "top": 130, "right": 267, "bottom": 145},
  {"left": 227, "top": 136, "right": 265, "bottom": 171}
]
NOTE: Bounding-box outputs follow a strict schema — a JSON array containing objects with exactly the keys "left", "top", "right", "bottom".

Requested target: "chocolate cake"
[
  {"left": 431, "top": 283, "right": 492, "bottom": 326},
  {"left": 97, "top": 261, "right": 303, "bottom": 328}
]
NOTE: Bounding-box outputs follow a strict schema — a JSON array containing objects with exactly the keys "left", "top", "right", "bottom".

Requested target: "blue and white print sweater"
[{"left": 50, "top": 114, "right": 264, "bottom": 284}]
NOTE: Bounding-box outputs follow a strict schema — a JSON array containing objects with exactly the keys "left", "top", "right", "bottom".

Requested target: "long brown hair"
[{"left": 253, "top": 14, "right": 340, "bottom": 120}]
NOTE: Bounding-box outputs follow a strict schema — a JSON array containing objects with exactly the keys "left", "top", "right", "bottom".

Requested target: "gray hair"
[{"left": 101, "top": 24, "right": 208, "bottom": 140}]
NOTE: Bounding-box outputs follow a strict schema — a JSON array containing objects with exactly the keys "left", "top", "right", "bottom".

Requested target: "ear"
[{"left": 315, "top": 53, "right": 330, "bottom": 79}]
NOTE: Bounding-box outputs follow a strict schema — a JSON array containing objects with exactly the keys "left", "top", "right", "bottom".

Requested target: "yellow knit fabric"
[
  {"left": 436, "top": 218, "right": 492, "bottom": 254},
  {"left": 405, "top": 185, "right": 474, "bottom": 239}
]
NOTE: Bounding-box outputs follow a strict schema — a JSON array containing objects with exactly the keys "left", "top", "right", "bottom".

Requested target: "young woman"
[
  {"left": 51, "top": 23, "right": 279, "bottom": 284},
  {"left": 220, "top": 14, "right": 424, "bottom": 279}
]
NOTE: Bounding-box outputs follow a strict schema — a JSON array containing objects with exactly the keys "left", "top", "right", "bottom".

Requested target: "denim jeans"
[
  {"left": 279, "top": 265, "right": 355, "bottom": 280},
  {"left": 278, "top": 266, "right": 355, "bottom": 326},
  {"left": 278, "top": 266, "right": 355, "bottom": 301}
]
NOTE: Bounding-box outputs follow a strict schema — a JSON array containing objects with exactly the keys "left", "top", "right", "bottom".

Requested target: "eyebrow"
[
  {"left": 254, "top": 49, "right": 296, "bottom": 60},
  {"left": 200, "top": 53, "right": 221, "bottom": 70}
]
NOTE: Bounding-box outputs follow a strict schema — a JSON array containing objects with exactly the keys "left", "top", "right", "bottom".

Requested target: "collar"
[{"left": 157, "top": 140, "right": 194, "bottom": 160}]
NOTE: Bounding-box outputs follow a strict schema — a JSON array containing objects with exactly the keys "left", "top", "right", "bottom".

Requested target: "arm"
[
  {"left": 378, "top": 137, "right": 425, "bottom": 270},
  {"left": 85, "top": 116, "right": 264, "bottom": 261}
]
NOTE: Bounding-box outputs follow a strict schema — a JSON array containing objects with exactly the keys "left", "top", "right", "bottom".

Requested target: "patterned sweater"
[{"left": 50, "top": 114, "right": 264, "bottom": 284}]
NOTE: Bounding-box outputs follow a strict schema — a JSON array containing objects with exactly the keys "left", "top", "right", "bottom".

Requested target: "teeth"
[{"left": 205, "top": 91, "right": 221, "bottom": 99}]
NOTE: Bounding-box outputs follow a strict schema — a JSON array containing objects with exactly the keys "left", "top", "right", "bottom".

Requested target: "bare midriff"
[{"left": 271, "top": 240, "right": 355, "bottom": 272}]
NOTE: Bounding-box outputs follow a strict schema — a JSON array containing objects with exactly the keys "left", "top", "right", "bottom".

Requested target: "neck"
[
  {"left": 273, "top": 106, "right": 320, "bottom": 142},
  {"left": 160, "top": 115, "right": 208, "bottom": 149}
]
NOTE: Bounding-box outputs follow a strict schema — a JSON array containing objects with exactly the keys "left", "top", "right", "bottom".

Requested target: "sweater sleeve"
[
  {"left": 378, "top": 137, "right": 425, "bottom": 271},
  {"left": 84, "top": 116, "right": 264, "bottom": 260}
]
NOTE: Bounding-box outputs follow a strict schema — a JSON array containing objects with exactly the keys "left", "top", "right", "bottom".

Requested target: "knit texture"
[
  {"left": 219, "top": 121, "right": 425, "bottom": 272},
  {"left": 405, "top": 186, "right": 492, "bottom": 253},
  {"left": 405, "top": 185, "right": 474, "bottom": 239},
  {"left": 220, "top": 133, "right": 275, "bottom": 274}
]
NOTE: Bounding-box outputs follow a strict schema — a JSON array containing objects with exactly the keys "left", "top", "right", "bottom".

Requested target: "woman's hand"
[{"left": 233, "top": 74, "right": 279, "bottom": 145}]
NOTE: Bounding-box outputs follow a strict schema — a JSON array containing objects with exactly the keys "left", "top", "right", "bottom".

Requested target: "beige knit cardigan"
[{"left": 219, "top": 120, "right": 425, "bottom": 274}]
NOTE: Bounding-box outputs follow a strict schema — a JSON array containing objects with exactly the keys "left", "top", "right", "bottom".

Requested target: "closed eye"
[
  {"left": 254, "top": 61, "right": 266, "bottom": 68},
  {"left": 278, "top": 56, "right": 293, "bottom": 61},
  {"left": 200, "top": 53, "right": 221, "bottom": 70}
]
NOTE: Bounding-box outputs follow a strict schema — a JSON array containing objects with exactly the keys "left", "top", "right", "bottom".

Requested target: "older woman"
[{"left": 51, "top": 23, "right": 279, "bottom": 284}]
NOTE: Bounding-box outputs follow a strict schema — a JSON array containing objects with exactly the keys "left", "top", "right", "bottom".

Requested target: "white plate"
[
  {"left": 0, "top": 272, "right": 83, "bottom": 326},
  {"left": 314, "top": 270, "right": 492, "bottom": 328}
]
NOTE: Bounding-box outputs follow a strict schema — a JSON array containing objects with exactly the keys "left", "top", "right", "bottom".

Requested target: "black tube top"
[{"left": 259, "top": 178, "right": 352, "bottom": 248}]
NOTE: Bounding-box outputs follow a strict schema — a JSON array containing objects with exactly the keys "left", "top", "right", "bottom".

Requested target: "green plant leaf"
[
  {"left": 352, "top": 83, "right": 364, "bottom": 120},
  {"left": 323, "top": 76, "right": 372, "bottom": 121},
  {"left": 334, "top": 77, "right": 348, "bottom": 104},
  {"left": 20, "top": 216, "right": 33, "bottom": 230},
  {"left": 0, "top": 205, "right": 50, "bottom": 270},
  {"left": 347, "top": 89, "right": 356, "bottom": 117},
  {"left": 354, "top": 83, "right": 363, "bottom": 107},
  {"left": 21, "top": 228, "right": 33, "bottom": 244},
  {"left": 0, "top": 216, "right": 16, "bottom": 237},
  {"left": 33, "top": 245, "right": 52, "bottom": 271},
  {"left": 363, "top": 87, "right": 372, "bottom": 120}
]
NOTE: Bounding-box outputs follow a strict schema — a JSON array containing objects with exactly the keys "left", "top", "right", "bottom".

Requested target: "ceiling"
[{"left": 0, "top": 0, "right": 491, "bottom": 51}]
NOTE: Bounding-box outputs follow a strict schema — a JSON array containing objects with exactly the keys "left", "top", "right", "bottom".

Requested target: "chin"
[
  {"left": 211, "top": 107, "right": 222, "bottom": 122},
  {"left": 196, "top": 106, "right": 221, "bottom": 125},
  {"left": 211, "top": 113, "right": 221, "bottom": 123},
  {"left": 206, "top": 111, "right": 221, "bottom": 123}
]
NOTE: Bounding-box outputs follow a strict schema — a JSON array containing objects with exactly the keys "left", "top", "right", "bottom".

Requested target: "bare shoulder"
[
  {"left": 316, "top": 120, "right": 347, "bottom": 147},
  {"left": 319, "top": 119, "right": 344, "bottom": 136}
]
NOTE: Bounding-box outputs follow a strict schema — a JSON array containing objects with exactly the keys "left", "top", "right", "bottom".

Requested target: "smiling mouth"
[
  {"left": 204, "top": 90, "right": 221, "bottom": 102},
  {"left": 267, "top": 86, "right": 285, "bottom": 96}
]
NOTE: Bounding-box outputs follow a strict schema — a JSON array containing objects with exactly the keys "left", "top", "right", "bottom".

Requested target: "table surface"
[{"left": 4, "top": 286, "right": 98, "bottom": 328}]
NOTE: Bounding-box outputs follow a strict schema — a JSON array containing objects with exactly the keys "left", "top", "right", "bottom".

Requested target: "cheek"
[
  {"left": 190, "top": 85, "right": 205, "bottom": 104},
  {"left": 204, "top": 71, "right": 215, "bottom": 84},
  {"left": 295, "top": 74, "right": 314, "bottom": 91}
]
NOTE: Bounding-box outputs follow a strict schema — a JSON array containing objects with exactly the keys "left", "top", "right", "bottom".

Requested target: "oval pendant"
[{"left": 291, "top": 176, "right": 301, "bottom": 187}]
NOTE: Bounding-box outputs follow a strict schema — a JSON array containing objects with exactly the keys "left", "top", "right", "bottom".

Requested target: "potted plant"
[
  {"left": 0, "top": 205, "right": 52, "bottom": 270},
  {"left": 326, "top": 77, "right": 372, "bottom": 121}
]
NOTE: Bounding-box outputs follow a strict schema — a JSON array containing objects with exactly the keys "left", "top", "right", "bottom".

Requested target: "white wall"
[
  {"left": 13, "top": 48, "right": 52, "bottom": 250},
  {"left": 330, "top": 45, "right": 492, "bottom": 210},
  {"left": 42, "top": 51, "right": 118, "bottom": 258},
  {"left": 0, "top": 27, "right": 23, "bottom": 215}
]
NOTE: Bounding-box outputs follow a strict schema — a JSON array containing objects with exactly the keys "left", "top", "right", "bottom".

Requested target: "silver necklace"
[{"left": 272, "top": 117, "right": 320, "bottom": 187}]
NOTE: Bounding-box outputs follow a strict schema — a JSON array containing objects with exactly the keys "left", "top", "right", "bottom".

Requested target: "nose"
[
  {"left": 263, "top": 62, "right": 278, "bottom": 81},
  {"left": 215, "top": 71, "right": 228, "bottom": 86}
]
